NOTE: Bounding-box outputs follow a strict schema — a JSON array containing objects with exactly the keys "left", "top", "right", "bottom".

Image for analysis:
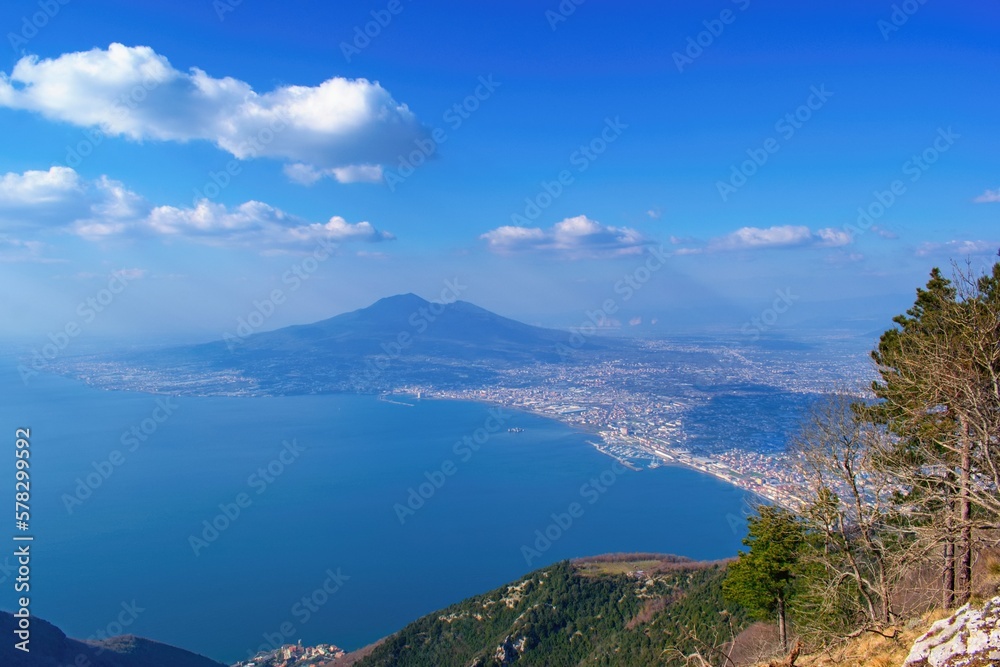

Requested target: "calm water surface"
[{"left": 0, "top": 360, "right": 750, "bottom": 662}]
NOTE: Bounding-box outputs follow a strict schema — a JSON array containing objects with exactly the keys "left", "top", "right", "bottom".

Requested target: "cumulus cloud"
[
  {"left": 480, "top": 215, "right": 650, "bottom": 258},
  {"left": 814, "top": 227, "right": 853, "bottom": 247},
  {"left": 678, "top": 225, "right": 855, "bottom": 254},
  {"left": 973, "top": 188, "right": 1000, "bottom": 203},
  {"left": 0, "top": 166, "right": 81, "bottom": 205},
  {"left": 0, "top": 167, "right": 91, "bottom": 228},
  {"left": 916, "top": 240, "right": 999, "bottom": 257},
  {"left": 714, "top": 225, "right": 811, "bottom": 250},
  {"left": 0, "top": 167, "right": 393, "bottom": 249},
  {"left": 0, "top": 44, "right": 426, "bottom": 183}
]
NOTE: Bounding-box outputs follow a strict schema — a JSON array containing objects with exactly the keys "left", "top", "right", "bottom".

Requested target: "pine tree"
[
  {"left": 867, "top": 261, "right": 1000, "bottom": 607},
  {"left": 723, "top": 506, "right": 804, "bottom": 650}
]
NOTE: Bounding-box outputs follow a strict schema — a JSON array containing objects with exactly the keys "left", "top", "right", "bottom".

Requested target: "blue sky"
[{"left": 0, "top": 0, "right": 997, "bottom": 341}]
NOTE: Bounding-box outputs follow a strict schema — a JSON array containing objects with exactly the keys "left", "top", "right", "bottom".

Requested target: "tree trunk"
[
  {"left": 943, "top": 536, "right": 955, "bottom": 609},
  {"left": 959, "top": 521, "right": 972, "bottom": 604},
  {"left": 958, "top": 425, "right": 973, "bottom": 604},
  {"left": 880, "top": 571, "right": 891, "bottom": 625},
  {"left": 777, "top": 594, "right": 787, "bottom": 652}
]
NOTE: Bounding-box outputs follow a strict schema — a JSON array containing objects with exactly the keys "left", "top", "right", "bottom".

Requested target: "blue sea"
[{"left": 0, "top": 359, "right": 751, "bottom": 663}]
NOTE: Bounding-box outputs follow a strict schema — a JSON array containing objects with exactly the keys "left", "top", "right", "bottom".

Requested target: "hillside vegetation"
[
  {"left": 353, "top": 555, "right": 748, "bottom": 667},
  {"left": 715, "top": 262, "right": 1000, "bottom": 664}
]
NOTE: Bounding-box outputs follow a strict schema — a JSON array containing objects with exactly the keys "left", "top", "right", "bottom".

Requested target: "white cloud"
[
  {"left": 283, "top": 163, "right": 325, "bottom": 186},
  {"left": 0, "top": 44, "right": 426, "bottom": 183},
  {"left": 677, "top": 225, "right": 856, "bottom": 254},
  {"left": 814, "top": 227, "right": 853, "bottom": 247},
  {"left": 0, "top": 166, "right": 82, "bottom": 205},
  {"left": 916, "top": 240, "right": 998, "bottom": 257},
  {"left": 330, "top": 164, "right": 384, "bottom": 184},
  {"left": 481, "top": 215, "right": 650, "bottom": 258},
  {"left": 0, "top": 167, "right": 90, "bottom": 228},
  {"left": 0, "top": 167, "right": 393, "bottom": 249},
  {"left": 284, "top": 163, "right": 384, "bottom": 185},
  {"left": 715, "top": 225, "right": 814, "bottom": 250},
  {"left": 973, "top": 188, "right": 1000, "bottom": 203}
]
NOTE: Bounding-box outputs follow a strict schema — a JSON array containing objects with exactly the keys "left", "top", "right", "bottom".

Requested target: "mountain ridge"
[
  {"left": 0, "top": 611, "right": 227, "bottom": 667},
  {"left": 63, "top": 293, "right": 618, "bottom": 395}
]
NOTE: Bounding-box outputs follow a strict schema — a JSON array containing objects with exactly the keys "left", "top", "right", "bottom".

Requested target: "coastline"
[
  {"left": 388, "top": 388, "right": 801, "bottom": 512},
  {"left": 45, "top": 363, "right": 801, "bottom": 512}
]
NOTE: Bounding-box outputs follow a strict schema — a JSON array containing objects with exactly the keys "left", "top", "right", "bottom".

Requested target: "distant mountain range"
[
  {"left": 66, "top": 294, "right": 617, "bottom": 394},
  {"left": 0, "top": 611, "right": 226, "bottom": 667}
]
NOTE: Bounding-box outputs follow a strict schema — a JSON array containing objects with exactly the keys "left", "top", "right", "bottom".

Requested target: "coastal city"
[{"left": 400, "top": 336, "right": 874, "bottom": 509}]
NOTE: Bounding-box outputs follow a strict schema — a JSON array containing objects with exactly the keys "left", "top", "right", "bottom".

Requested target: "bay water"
[{"left": 0, "top": 359, "right": 751, "bottom": 663}]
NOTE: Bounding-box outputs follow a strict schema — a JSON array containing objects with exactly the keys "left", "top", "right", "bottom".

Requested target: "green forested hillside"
[{"left": 355, "top": 555, "right": 747, "bottom": 667}]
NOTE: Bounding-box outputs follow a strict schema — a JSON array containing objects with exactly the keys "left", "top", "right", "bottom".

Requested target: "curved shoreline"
[{"left": 388, "top": 388, "right": 799, "bottom": 511}]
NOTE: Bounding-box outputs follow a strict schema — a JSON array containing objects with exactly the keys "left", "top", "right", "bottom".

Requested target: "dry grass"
[
  {"left": 573, "top": 553, "right": 731, "bottom": 578},
  {"left": 750, "top": 610, "right": 949, "bottom": 667},
  {"left": 973, "top": 548, "right": 1000, "bottom": 601},
  {"left": 575, "top": 559, "right": 666, "bottom": 577}
]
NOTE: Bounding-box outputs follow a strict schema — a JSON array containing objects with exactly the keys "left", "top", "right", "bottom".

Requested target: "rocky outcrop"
[
  {"left": 903, "top": 596, "right": 1000, "bottom": 667},
  {"left": 491, "top": 635, "right": 528, "bottom": 665}
]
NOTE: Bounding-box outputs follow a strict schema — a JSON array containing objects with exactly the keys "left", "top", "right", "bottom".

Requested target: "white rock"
[{"left": 903, "top": 596, "right": 1000, "bottom": 667}]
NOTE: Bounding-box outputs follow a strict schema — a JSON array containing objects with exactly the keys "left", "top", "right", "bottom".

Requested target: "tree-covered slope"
[{"left": 355, "top": 555, "right": 747, "bottom": 667}]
